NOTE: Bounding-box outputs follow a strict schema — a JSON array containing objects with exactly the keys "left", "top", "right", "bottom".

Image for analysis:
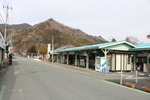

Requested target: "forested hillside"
[{"left": 4, "top": 18, "right": 108, "bottom": 53}]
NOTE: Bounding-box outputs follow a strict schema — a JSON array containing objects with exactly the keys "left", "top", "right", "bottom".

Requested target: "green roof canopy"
[
  {"left": 54, "top": 40, "right": 136, "bottom": 53},
  {"left": 130, "top": 43, "right": 150, "bottom": 51}
]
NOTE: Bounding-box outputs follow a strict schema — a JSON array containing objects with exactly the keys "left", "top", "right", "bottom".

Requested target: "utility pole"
[
  {"left": 3, "top": 3, "right": 12, "bottom": 59},
  {"left": 52, "top": 36, "right": 54, "bottom": 63},
  {"left": 3, "top": 3, "right": 12, "bottom": 40},
  {"left": 9, "top": 32, "right": 12, "bottom": 53},
  {"left": 147, "top": 34, "right": 150, "bottom": 72},
  {"left": 120, "top": 64, "right": 123, "bottom": 84}
]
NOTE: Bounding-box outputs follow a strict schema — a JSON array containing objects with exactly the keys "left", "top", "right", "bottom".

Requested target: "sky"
[{"left": 1, "top": 0, "right": 150, "bottom": 43}]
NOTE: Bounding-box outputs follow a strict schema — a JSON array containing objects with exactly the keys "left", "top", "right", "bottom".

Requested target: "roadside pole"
[
  {"left": 52, "top": 36, "right": 54, "bottom": 63},
  {"left": 135, "top": 70, "right": 137, "bottom": 83},
  {"left": 120, "top": 65, "right": 123, "bottom": 85},
  {"left": 133, "top": 53, "right": 138, "bottom": 83}
]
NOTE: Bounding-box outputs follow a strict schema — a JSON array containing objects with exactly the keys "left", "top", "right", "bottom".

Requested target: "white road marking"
[{"left": 34, "top": 59, "right": 41, "bottom": 61}]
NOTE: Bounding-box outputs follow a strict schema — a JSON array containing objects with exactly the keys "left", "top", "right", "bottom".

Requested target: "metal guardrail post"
[{"left": 135, "top": 70, "right": 138, "bottom": 83}]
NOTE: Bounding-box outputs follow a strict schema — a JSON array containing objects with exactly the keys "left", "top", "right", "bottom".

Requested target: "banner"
[
  {"left": 100, "top": 57, "right": 106, "bottom": 72},
  {"left": 101, "top": 57, "right": 106, "bottom": 67}
]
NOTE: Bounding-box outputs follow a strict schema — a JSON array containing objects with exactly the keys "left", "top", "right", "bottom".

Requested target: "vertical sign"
[
  {"left": 46, "top": 44, "right": 51, "bottom": 59},
  {"left": 101, "top": 57, "right": 106, "bottom": 72}
]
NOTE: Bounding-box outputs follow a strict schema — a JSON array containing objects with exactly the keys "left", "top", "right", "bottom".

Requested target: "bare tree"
[
  {"left": 126, "top": 36, "right": 143, "bottom": 44},
  {"left": 111, "top": 38, "right": 116, "bottom": 42}
]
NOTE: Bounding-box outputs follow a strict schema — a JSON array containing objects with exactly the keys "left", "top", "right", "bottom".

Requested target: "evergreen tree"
[{"left": 27, "top": 45, "right": 37, "bottom": 53}]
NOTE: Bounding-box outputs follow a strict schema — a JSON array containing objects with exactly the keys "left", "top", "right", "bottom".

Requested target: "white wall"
[{"left": 111, "top": 54, "right": 132, "bottom": 71}]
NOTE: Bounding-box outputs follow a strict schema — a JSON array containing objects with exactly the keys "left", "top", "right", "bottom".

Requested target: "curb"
[{"left": 102, "top": 80, "right": 150, "bottom": 95}]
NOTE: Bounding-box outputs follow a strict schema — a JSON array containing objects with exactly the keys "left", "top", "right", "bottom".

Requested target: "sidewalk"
[
  {"left": 0, "top": 66, "right": 8, "bottom": 76},
  {"left": 0, "top": 58, "right": 9, "bottom": 76},
  {"left": 107, "top": 78, "right": 150, "bottom": 89},
  {"left": 105, "top": 70, "right": 150, "bottom": 92}
]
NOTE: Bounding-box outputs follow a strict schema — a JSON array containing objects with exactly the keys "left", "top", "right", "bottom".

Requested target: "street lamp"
[
  {"left": 146, "top": 34, "right": 150, "bottom": 73},
  {"left": 52, "top": 36, "right": 54, "bottom": 63}
]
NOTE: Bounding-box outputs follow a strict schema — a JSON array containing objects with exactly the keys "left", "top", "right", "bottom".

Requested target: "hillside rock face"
[{"left": 5, "top": 18, "right": 108, "bottom": 53}]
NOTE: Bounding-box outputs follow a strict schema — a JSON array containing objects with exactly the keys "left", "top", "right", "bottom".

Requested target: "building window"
[
  {"left": 128, "top": 55, "right": 131, "bottom": 64},
  {"left": 142, "top": 58, "right": 146, "bottom": 63}
]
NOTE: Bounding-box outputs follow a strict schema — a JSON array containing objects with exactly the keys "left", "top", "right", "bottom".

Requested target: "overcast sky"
[{"left": 1, "top": 0, "right": 150, "bottom": 43}]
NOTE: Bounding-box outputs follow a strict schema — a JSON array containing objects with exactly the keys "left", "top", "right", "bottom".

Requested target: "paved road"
[{"left": 1, "top": 56, "right": 150, "bottom": 100}]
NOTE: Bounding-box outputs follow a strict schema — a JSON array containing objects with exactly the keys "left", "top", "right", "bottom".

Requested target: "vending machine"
[
  {"left": 95, "top": 56, "right": 101, "bottom": 71},
  {"left": 95, "top": 56, "right": 107, "bottom": 72}
]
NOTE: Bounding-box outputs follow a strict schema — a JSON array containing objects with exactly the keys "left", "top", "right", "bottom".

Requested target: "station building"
[{"left": 52, "top": 40, "right": 150, "bottom": 72}]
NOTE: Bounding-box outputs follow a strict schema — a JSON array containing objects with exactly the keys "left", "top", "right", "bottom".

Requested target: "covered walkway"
[
  {"left": 130, "top": 43, "right": 150, "bottom": 72},
  {"left": 53, "top": 40, "right": 150, "bottom": 72}
]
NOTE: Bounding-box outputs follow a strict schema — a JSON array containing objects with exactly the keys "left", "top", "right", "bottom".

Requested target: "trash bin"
[
  {"left": 105, "top": 67, "right": 110, "bottom": 73},
  {"left": 101, "top": 67, "right": 105, "bottom": 73}
]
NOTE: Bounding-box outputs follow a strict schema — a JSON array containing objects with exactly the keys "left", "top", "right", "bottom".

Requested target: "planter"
[
  {"left": 142, "top": 86, "right": 150, "bottom": 92},
  {"left": 45, "top": 60, "right": 50, "bottom": 62},
  {"left": 41, "top": 59, "right": 44, "bottom": 61},
  {"left": 124, "top": 82, "right": 135, "bottom": 88}
]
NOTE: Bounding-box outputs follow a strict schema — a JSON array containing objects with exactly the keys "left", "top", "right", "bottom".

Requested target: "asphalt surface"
[{"left": 0, "top": 56, "right": 149, "bottom": 100}]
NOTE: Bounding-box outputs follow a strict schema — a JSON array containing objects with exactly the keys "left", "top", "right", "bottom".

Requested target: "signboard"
[
  {"left": 101, "top": 57, "right": 106, "bottom": 67},
  {"left": 0, "top": 32, "right": 5, "bottom": 49},
  {"left": 100, "top": 57, "right": 107, "bottom": 72}
]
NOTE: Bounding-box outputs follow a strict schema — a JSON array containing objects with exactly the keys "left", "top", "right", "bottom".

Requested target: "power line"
[
  {"left": 1, "top": 0, "right": 6, "bottom": 7},
  {"left": 3, "top": 0, "right": 6, "bottom": 5},
  {"left": 1, "top": 0, "right": 4, "bottom": 7},
  {"left": 9, "top": 0, "right": 13, "bottom": 24},
  {"left": 0, "top": 0, "right": 6, "bottom": 24},
  {"left": 0, "top": 0, "right": 5, "bottom": 14},
  {"left": 0, "top": 13, "right": 4, "bottom": 24},
  {"left": 0, "top": 19, "right": 2, "bottom": 24},
  {"left": 9, "top": 8, "right": 13, "bottom": 25}
]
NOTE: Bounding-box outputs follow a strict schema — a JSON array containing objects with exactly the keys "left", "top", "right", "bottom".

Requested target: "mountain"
[
  {"left": 0, "top": 23, "right": 31, "bottom": 42},
  {"left": 0, "top": 23, "right": 31, "bottom": 30},
  {"left": 9, "top": 18, "right": 108, "bottom": 53}
]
